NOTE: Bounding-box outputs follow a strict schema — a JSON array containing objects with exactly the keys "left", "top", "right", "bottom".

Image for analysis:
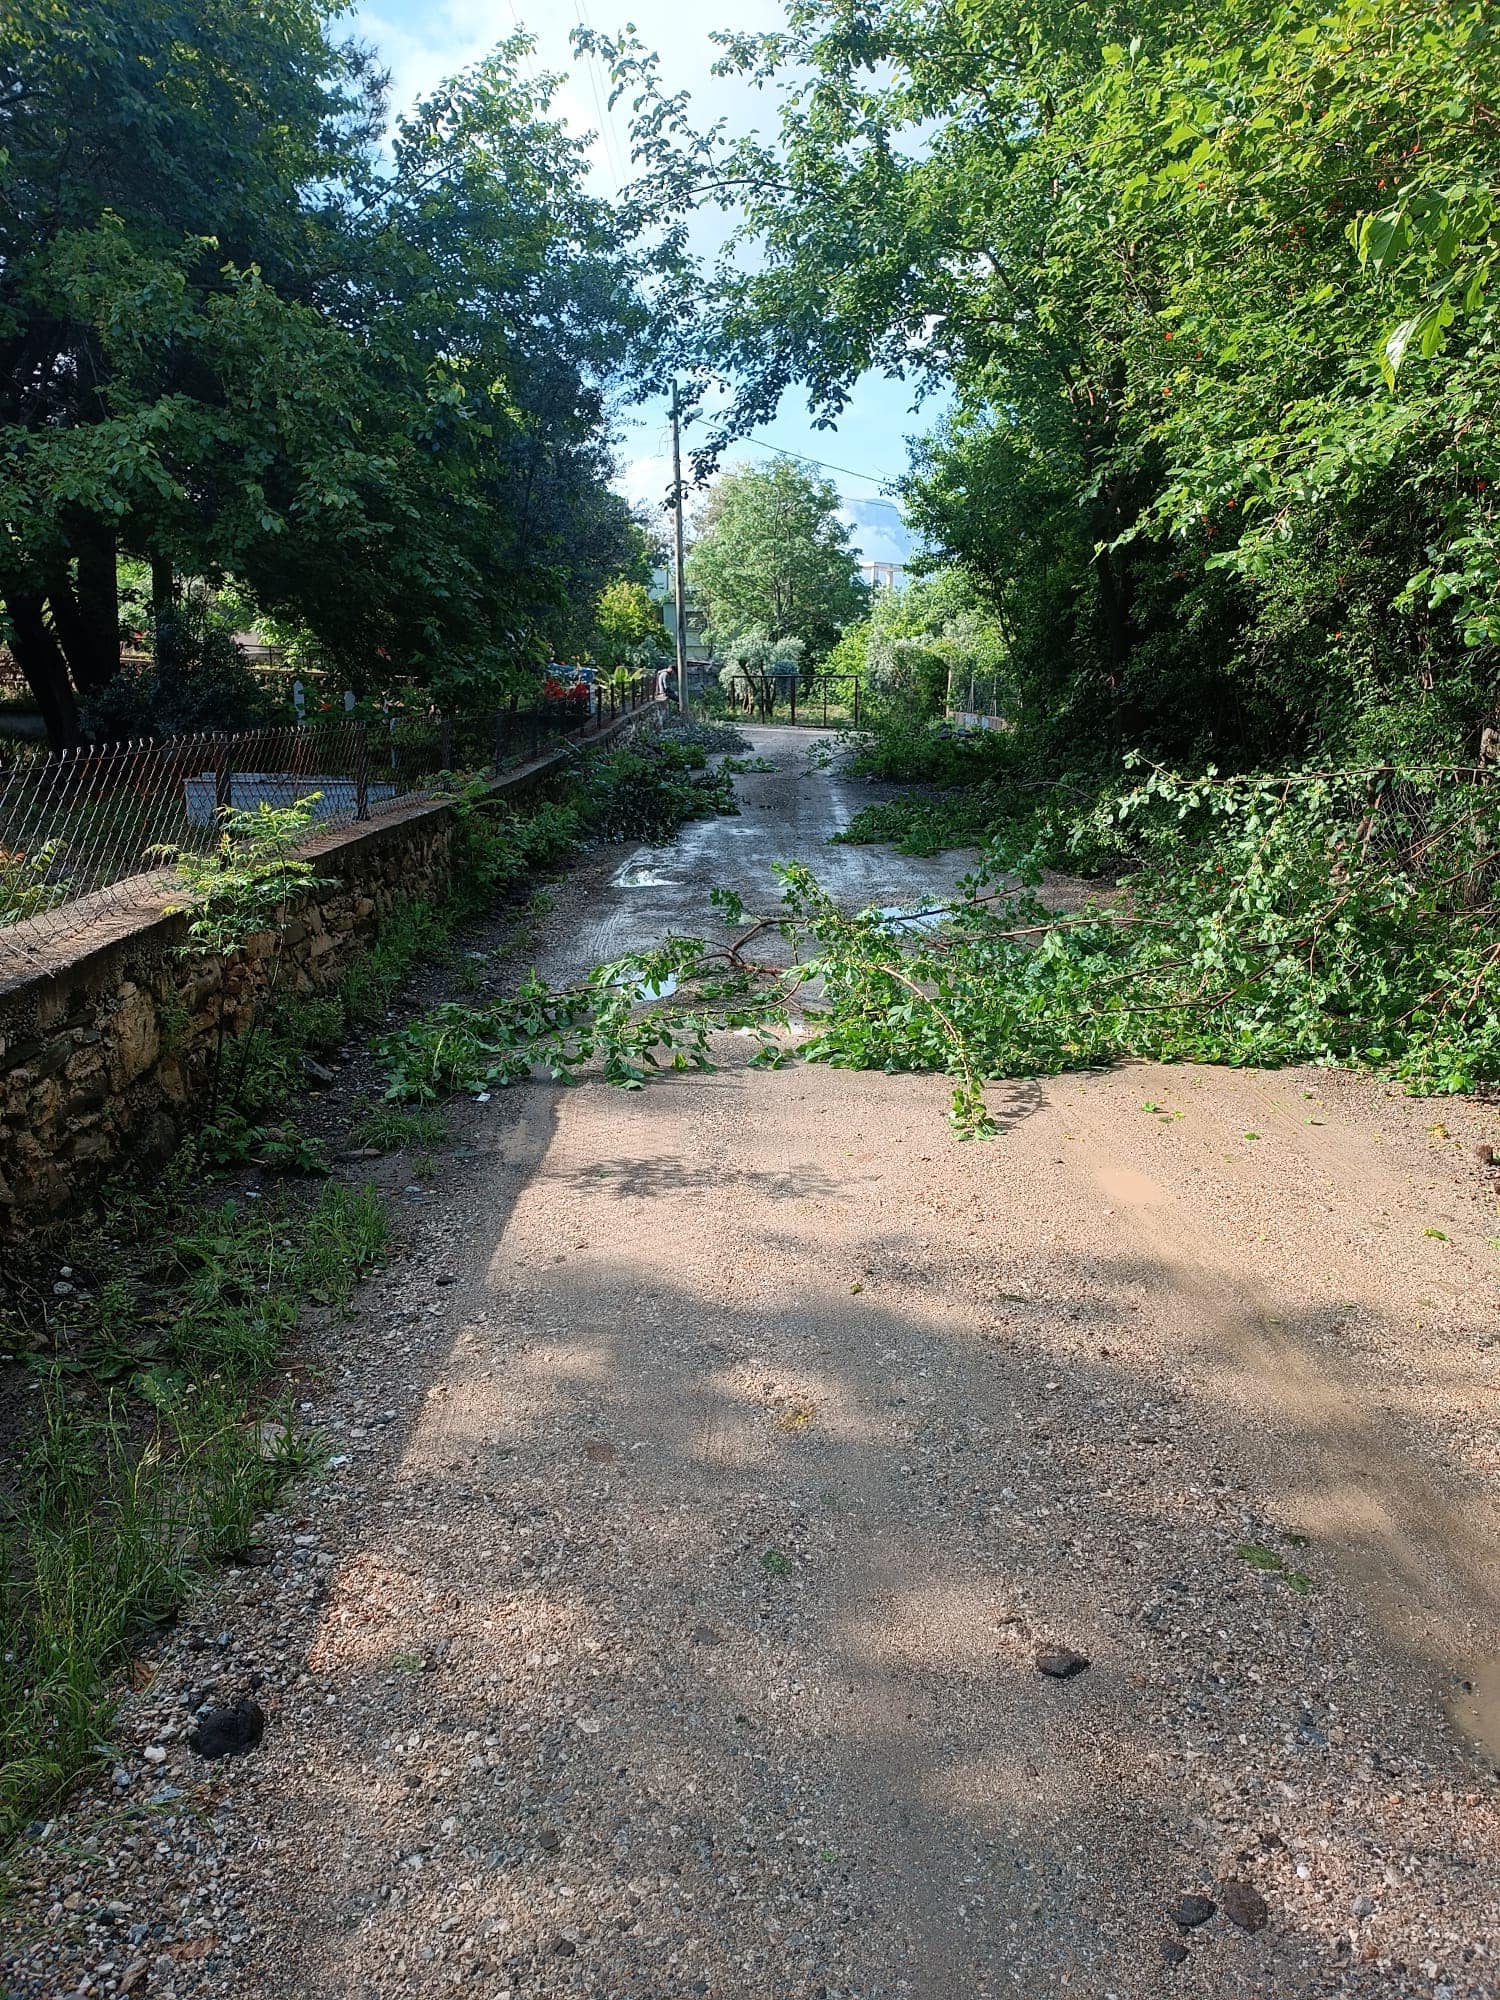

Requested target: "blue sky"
[{"left": 344, "top": 0, "right": 929, "bottom": 566}]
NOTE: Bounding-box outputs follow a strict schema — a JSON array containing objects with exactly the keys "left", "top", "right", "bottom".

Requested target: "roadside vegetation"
[
  {"left": 0, "top": 0, "right": 667, "bottom": 750},
  {"left": 541, "top": 0, "right": 1500, "bottom": 1124},
  {"left": 0, "top": 720, "right": 723, "bottom": 1855},
  {"left": 0, "top": 1180, "right": 386, "bottom": 1853},
  {"left": 5, "top": 0, "right": 1496, "bottom": 1876}
]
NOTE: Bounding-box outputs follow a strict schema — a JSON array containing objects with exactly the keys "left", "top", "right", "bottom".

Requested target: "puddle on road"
[
  {"left": 612, "top": 855, "right": 678, "bottom": 889},
  {"left": 602, "top": 966, "right": 680, "bottom": 1003}
]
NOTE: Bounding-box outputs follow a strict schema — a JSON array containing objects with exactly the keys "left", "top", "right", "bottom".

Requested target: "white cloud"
[
  {"left": 842, "top": 498, "right": 912, "bottom": 567},
  {"left": 615, "top": 453, "right": 676, "bottom": 515}
]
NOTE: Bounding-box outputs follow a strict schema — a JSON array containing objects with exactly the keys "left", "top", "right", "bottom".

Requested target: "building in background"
[
  {"left": 858, "top": 559, "right": 906, "bottom": 593},
  {"left": 649, "top": 567, "right": 712, "bottom": 664}
]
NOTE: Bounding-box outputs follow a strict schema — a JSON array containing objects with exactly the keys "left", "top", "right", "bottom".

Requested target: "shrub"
[{"left": 82, "top": 599, "right": 280, "bottom": 741}]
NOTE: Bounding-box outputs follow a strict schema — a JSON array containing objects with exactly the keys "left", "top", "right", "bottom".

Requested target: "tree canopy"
[
  {"left": 0, "top": 0, "right": 651, "bottom": 743},
  {"left": 684, "top": 458, "right": 867, "bottom": 659},
  {"left": 590, "top": 0, "right": 1500, "bottom": 770}
]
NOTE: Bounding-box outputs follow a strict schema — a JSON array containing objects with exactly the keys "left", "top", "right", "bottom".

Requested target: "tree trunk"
[
  {"left": 74, "top": 520, "right": 120, "bottom": 690},
  {"left": 47, "top": 517, "right": 120, "bottom": 695},
  {"left": 4, "top": 591, "right": 82, "bottom": 749},
  {"left": 150, "top": 551, "right": 174, "bottom": 659}
]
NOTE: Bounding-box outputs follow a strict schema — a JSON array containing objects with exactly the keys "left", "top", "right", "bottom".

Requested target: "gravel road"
[{"left": 5, "top": 730, "right": 1499, "bottom": 2000}]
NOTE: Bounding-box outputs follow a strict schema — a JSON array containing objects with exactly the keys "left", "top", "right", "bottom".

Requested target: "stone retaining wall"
[{"left": 0, "top": 705, "right": 661, "bottom": 1237}]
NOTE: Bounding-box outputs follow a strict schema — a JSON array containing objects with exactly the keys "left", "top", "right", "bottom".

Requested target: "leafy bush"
[
  {"left": 803, "top": 763, "right": 1500, "bottom": 1113},
  {"left": 449, "top": 789, "right": 582, "bottom": 910},
  {"left": 82, "top": 600, "right": 281, "bottom": 741},
  {"left": 850, "top": 713, "right": 1015, "bottom": 786},
  {"left": 835, "top": 789, "right": 1002, "bottom": 855}
]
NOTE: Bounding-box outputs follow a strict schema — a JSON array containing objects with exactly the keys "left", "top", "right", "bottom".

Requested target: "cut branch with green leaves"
[{"left": 378, "top": 761, "right": 1500, "bottom": 1135}]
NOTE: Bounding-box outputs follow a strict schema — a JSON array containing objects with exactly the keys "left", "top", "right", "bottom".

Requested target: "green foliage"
[
  {"left": 347, "top": 1100, "right": 451, "bottom": 1152},
  {"left": 0, "top": 1178, "right": 386, "bottom": 1847},
  {"left": 81, "top": 599, "right": 280, "bottom": 741},
  {"left": 660, "top": 714, "right": 752, "bottom": 756},
  {"left": 593, "top": 0, "right": 1500, "bottom": 773},
  {"left": 378, "top": 940, "right": 783, "bottom": 1104},
  {"left": 157, "top": 795, "right": 328, "bottom": 1122},
  {"left": 575, "top": 737, "right": 736, "bottom": 842},
  {"left": 0, "top": 841, "right": 71, "bottom": 928},
  {"left": 856, "top": 572, "right": 1008, "bottom": 724},
  {"left": 685, "top": 459, "right": 867, "bottom": 658},
  {"left": 0, "top": 3, "right": 654, "bottom": 746},
  {"left": 157, "top": 798, "right": 325, "bottom": 962},
  {"left": 802, "top": 762, "right": 1500, "bottom": 1117},
  {"left": 338, "top": 898, "right": 453, "bottom": 1027},
  {"left": 378, "top": 759, "right": 1500, "bottom": 1134},
  {"left": 835, "top": 790, "right": 1001, "bottom": 856},
  {"left": 594, "top": 578, "right": 667, "bottom": 667},
  {"left": 447, "top": 787, "right": 583, "bottom": 913},
  {"left": 718, "top": 629, "right": 804, "bottom": 712},
  {"left": 850, "top": 716, "right": 1015, "bottom": 787}
]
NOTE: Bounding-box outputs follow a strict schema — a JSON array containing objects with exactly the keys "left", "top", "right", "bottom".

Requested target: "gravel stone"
[{"left": 1168, "top": 1892, "right": 1218, "bottom": 1930}]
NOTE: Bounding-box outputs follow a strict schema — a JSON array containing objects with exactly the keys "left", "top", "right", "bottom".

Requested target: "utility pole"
[{"left": 670, "top": 380, "right": 689, "bottom": 714}]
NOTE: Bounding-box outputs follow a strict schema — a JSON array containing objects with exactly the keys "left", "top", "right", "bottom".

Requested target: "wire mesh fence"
[{"left": 0, "top": 682, "right": 650, "bottom": 964}]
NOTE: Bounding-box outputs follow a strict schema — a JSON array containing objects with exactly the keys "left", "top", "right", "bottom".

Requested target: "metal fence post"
[
  {"left": 440, "top": 714, "right": 453, "bottom": 771},
  {"left": 853, "top": 679, "right": 861, "bottom": 728},
  {"left": 355, "top": 719, "right": 370, "bottom": 821},
  {"left": 790, "top": 677, "right": 797, "bottom": 724},
  {"left": 492, "top": 709, "right": 504, "bottom": 777},
  {"left": 212, "top": 733, "right": 231, "bottom": 818}
]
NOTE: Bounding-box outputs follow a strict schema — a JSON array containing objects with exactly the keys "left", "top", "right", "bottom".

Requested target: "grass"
[
  {"left": 339, "top": 896, "right": 452, "bottom": 1027},
  {"left": 0, "top": 1179, "right": 387, "bottom": 1854},
  {"left": 347, "top": 1098, "right": 451, "bottom": 1152}
]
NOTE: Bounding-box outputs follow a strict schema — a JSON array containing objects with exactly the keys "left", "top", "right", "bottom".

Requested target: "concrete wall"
[{"left": 0, "top": 706, "right": 660, "bottom": 1236}]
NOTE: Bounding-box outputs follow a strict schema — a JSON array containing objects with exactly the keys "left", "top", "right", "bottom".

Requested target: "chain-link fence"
[{"left": 0, "top": 683, "right": 651, "bottom": 964}]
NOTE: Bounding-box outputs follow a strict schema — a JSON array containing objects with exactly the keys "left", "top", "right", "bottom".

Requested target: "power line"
[
  {"left": 573, "top": 0, "right": 630, "bottom": 193},
  {"left": 738, "top": 433, "right": 901, "bottom": 493}
]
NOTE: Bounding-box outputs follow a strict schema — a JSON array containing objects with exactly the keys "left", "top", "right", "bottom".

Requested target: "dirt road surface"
[{"left": 6, "top": 729, "right": 1499, "bottom": 2000}]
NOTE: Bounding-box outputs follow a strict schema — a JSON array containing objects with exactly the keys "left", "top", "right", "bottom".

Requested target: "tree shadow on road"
[{"left": 252, "top": 1065, "right": 1500, "bottom": 2000}]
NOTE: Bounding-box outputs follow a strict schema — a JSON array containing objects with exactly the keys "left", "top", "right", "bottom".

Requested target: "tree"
[
  {"left": 718, "top": 628, "right": 803, "bottom": 710},
  {"left": 0, "top": 5, "right": 652, "bottom": 745},
  {"left": 685, "top": 460, "right": 867, "bottom": 659},
  {"left": 590, "top": 0, "right": 1500, "bottom": 770},
  {"left": 865, "top": 572, "right": 1007, "bottom": 720},
  {"left": 594, "top": 579, "right": 665, "bottom": 666},
  {"left": 0, "top": 0, "right": 380, "bottom": 743}
]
